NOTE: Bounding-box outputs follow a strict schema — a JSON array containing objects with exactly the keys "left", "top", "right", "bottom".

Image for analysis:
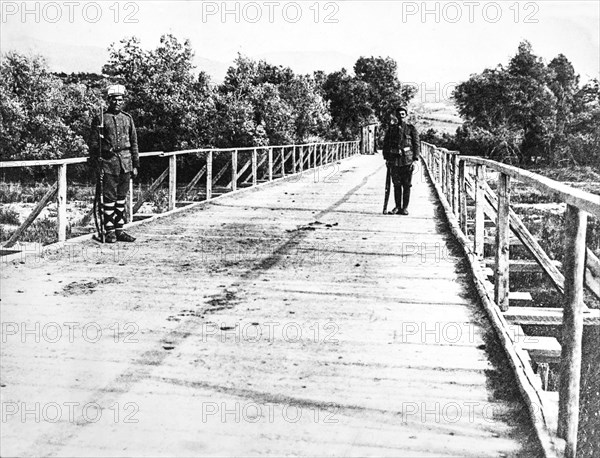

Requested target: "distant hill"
[{"left": 410, "top": 100, "right": 463, "bottom": 135}]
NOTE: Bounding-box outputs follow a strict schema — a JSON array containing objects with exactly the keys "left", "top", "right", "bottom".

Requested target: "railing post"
[
  {"left": 268, "top": 147, "right": 273, "bottom": 181},
  {"left": 168, "top": 154, "right": 177, "bottom": 211},
  {"left": 494, "top": 172, "right": 511, "bottom": 311},
  {"left": 231, "top": 149, "right": 238, "bottom": 191},
  {"left": 292, "top": 145, "right": 297, "bottom": 174},
  {"left": 474, "top": 164, "right": 486, "bottom": 260},
  {"left": 458, "top": 160, "right": 467, "bottom": 234},
  {"left": 280, "top": 148, "right": 286, "bottom": 177},
  {"left": 251, "top": 148, "right": 258, "bottom": 186},
  {"left": 299, "top": 145, "right": 304, "bottom": 171},
  {"left": 452, "top": 154, "right": 459, "bottom": 216},
  {"left": 57, "top": 163, "right": 67, "bottom": 242},
  {"left": 558, "top": 205, "right": 588, "bottom": 458},
  {"left": 445, "top": 152, "right": 452, "bottom": 202},
  {"left": 206, "top": 151, "right": 213, "bottom": 200}
]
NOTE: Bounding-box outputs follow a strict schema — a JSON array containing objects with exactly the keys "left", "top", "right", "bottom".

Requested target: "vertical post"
[
  {"left": 558, "top": 205, "right": 588, "bottom": 458},
  {"left": 57, "top": 163, "right": 67, "bottom": 242},
  {"left": 231, "top": 149, "right": 238, "bottom": 191},
  {"left": 268, "top": 147, "right": 273, "bottom": 181},
  {"left": 299, "top": 146, "right": 304, "bottom": 171},
  {"left": 494, "top": 172, "right": 511, "bottom": 311},
  {"left": 452, "top": 154, "right": 459, "bottom": 216},
  {"left": 252, "top": 148, "right": 258, "bottom": 186},
  {"left": 127, "top": 178, "right": 134, "bottom": 223},
  {"left": 281, "top": 148, "right": 286, "bottom": 177},
  {"left": 445, "top": 152, "right": 451, "bottom": 202},
  {"left": 206, "top": 151, "right": 213, "bottom": 200},
  {"left": 458, "top": 160, "right": 467, "bottom": 235},
  {"left": 292, "top": 145, "right": 297, "bottom": 174},
  {"left": 168, "top": 154, "right": 177, "bottom": 211},
  {"left": 474, "top": 164, "right": 486, "bottom": 260}
]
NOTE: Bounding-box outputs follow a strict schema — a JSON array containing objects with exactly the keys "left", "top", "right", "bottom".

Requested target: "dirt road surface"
[{"left": 1, "top": 155, "right": 542, "bottom": 456}]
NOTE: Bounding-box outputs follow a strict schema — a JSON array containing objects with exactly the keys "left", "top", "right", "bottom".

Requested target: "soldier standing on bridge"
[
  {"left": 89, "top": 84, "right": 139, "bottom": 243},
  {"left": 382, "top": 106, "right": 420, "bottom": 215}
]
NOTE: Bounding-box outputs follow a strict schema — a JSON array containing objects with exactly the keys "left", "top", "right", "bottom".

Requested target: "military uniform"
[
  {"left": 382, "top": 113, "right": 420, "bottom": 214},
  {"left": 89, "top": 85, "right": 139, "bottom": 242}
]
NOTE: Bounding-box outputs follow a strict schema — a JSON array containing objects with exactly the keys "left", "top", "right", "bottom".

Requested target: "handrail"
[
  {"left": 461, "top": 156, "right": 600, "bottom": 218},
  {"left": 1, "top": 140, "right": 360, "bottom": 248},
  {"left": 421, "top": 142, "right": 599, "bottom": 458}
]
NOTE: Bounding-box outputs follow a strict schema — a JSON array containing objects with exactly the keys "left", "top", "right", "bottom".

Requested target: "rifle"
[
  {"left": 383, "top": 163, "right": 391, "bottom": 214},
  {"left": 93, "top": 105, "right": 105, "bottom": 243}
]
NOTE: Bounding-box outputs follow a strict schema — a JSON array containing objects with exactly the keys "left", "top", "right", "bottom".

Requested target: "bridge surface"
[{"left": 1, "top": 155, "right": 542, "bottom": 457}]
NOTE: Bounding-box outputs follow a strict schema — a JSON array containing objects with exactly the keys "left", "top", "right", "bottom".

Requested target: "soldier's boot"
[
  {"left": 400, "top": 187, "right": 411, "bottom": 215},
  {"left": 105, "top": 231, "right": 117, "bottom": 244},
  {"left": 391, "top": 186, "right": 403, "bottom": 215},
  {"left": 103, "top": 199, "right": 117, "bottom": 242},
  {"left": 116, "top": 231, "right": 136, "bottom": 242}
]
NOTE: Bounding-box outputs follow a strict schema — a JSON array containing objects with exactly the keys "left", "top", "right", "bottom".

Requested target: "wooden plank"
[
  {"left": 558, "top": 205, "right": 587, "bottom": 458},
  {"left": 503, "top": 307, "right": 600, "bottom": 326},
  {"left": 509, "top": 291, "right": 533, "bottom": 301},
  {"left": 452, "top": 154, "right": 459, "bottom": 216},
  {"left": 252, "top": 149, "right": 258, "bottom": 186},
  {"left": 458, "top": 160, "right": 468, "bottom": 235},
  {"left": 462, "top": 156, "right": 600, "bottom": 218},
  {"left": 133, "top": 168, "right": 169, "bottom": 214},
  {"left": 0, "top": 157, "right": 88, "bottom": 168},
  {"left": 485, "top": 258, "right": 562, "bottom": 273},
  {"left": 168, "top": 155, "right": 177, "bottom": 211},
  {"left": 474, "top": 164, "right": 485, "bottom": 259},
  {"left": 268, "top": 148, "right": 273, "bottom": 181},
  {"left": 495, "top": 173, "right": 511, "bottom": 311},
  {"left": 521, "top": 337, "right": 562, "bottom": 364},
  {"left": 56, "top": 164, "right": 68, "bottom": 243},
  {"left": 3, "top": 183, "right": 58, "bottom": 248},
  {"left": 227, "top": 157, "right": 251, "bottom": 189},
  {"left": 585, "top": 248, "right": 600, "bottom": 300},
  {"left": 206, "top": 151, "right": 213, "bottom": 200},
  {"left": 231, "top": 149, "right": 238, "bottom": 191},
  {"left": 211, "top": 159, "right": 231, "bottom": 187},
  {"left": 180, "top": 165, "right": 207, "bottom": 197}
]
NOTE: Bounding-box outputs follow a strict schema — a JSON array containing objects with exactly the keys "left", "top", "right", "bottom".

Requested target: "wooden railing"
[
  {"left": 421, "top": 142, "right": 600, "bottom": 458},
  {"left": 1, "top": 141, "right": 359, "bottom": 248}
]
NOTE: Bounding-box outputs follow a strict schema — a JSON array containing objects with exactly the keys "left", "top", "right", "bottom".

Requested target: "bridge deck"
[{"left": 1, "top": 155, "right": 542, "bottom": 457}]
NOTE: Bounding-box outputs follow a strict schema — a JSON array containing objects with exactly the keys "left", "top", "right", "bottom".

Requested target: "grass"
[{"left": 0, "top": 207, "right": 21, "bottom": 226}]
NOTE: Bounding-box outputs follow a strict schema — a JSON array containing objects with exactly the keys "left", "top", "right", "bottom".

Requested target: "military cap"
[
  {"left": 397, "top": 106, "right": 408, "bottom": 115},
  {"left": 107, "top": 84, "right": 126, "bottom": 98}
]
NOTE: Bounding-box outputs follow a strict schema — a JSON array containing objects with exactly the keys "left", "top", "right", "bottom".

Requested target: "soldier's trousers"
[
  {"left": 102, "top": 172, "right": 130, "bottom": 234},
  {"left": 390, "top": 165, "right": 413, "bottom": 210}
]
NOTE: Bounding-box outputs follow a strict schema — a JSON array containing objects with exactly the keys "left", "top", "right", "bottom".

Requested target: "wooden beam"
[
  {"left": 168, "top": 155, "right": 177, "bottom": 211},
  {"left": 252, "top": 149, "right": 258, "bottom": 186},
  {"left": 231, "top": 149, "right": 238, "bottom": 191},
  {"left": 180, "top": 165, "right": 207, "bottom": 198},
  {"left": 558, "top": 205, "right": 587, "bottom": 458},
  {"left": 3, "top": 183, "right": 58, "bottom": 248},
  {"left": 462, "top": 156, "right": 600, "bottom": 218},
  {"left": 206, "top": 151, "right": 213, "bottom": 200},
  {"left": 474, "top": 164, "right": 485, "bottom": 259},
  {"left": 495, "top": 172, "right": 511, "bottom": 311},
  {"left": 483, "top": 182, "right": 566, "bottom": 294},
  {"left": 458, "top": 160, "right": 468, "bottom": 235},
  {"left": 212, "top": 159, "right": 232, "bottom": 187},
  {"left": 268, "top": 148, "right": 273, "bottom": 181},
  {"left": 226, "top": 157, "right": 251, "bottom": 189},
  {"left": 584, "top": 248, "right": 600, "bottom": 300},
  {"left": 56, "top": 164, "right": 68, "bottom": 242},
  {"left": 133, "top": 167, "right": 169, "bottom": 214}
]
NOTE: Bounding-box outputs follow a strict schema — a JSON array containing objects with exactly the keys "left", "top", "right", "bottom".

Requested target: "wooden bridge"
[{"left": 1, "top": 142, "right": 599, "bottom": 457}]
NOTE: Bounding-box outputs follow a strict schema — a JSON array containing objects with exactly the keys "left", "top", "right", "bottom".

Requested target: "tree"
[
  {"left": 0, "top": 52, "right": 94, "bottom": 165},
  {"left": 103, "top": 34, "right": 216, "bottom": 152}
]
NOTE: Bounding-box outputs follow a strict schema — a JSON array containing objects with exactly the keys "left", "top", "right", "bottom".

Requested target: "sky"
[{"left": 2, "top": 0, "right": 599, "bottom": 89}]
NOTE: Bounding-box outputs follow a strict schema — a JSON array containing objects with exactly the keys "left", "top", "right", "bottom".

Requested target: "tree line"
[
  {"left": 423, "top": 41, "right": 600, "bottom": 167},
  {"left": 1, "top": 34, "right": 411, "bottom": 181}
]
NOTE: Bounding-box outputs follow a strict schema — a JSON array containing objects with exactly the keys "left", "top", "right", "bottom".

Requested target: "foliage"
[
  {"left": 0, "top": 52, "right": 97, "bottom": 165},
  {"left": 453, "top": 41, "right": 599, "bottom": 166}
]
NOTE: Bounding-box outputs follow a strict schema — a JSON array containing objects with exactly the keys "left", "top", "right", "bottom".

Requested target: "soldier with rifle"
[
  {"left": 89, "top": 84, "right": 139, "bottom": 243},
  {"left": 382, "top": 106, "right": 420, "bottom": 215}
]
